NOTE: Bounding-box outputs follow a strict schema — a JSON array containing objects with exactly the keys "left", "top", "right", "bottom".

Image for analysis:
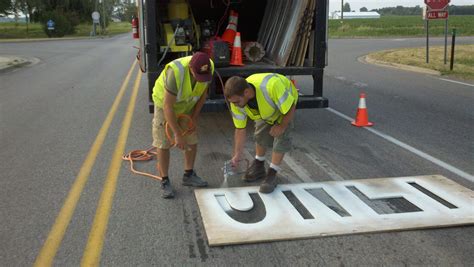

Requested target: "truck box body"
[{"left": 136, "top": 0, "right": 329, "bottom": 112}]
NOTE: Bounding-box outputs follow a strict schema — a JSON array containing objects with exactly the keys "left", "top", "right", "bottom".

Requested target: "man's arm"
[
  {"left": 191, "top": 88, "right": 208, "bottom": 123},
  {"left": 270, "top": 103, "right": 296, "bottom": 137},
  {"left": 163, "top": 91, "right": 186, "bottom": 149},
  {"left": 280, "top": 103, "right": 296, "bottom": 128},
  {"left": 232, "top": 128, "right": 247, "bottom": 165}
]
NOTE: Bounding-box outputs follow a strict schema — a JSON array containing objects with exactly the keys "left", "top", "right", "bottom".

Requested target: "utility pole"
[
  {"left": 98, "top": 0, "right": 106, "bottom": 34},
  {"left": 103, "top": 0, "right": 106, "bottom": 34},
  {"left": 341, "top": 0, "right": 344, "bottom": 20}
]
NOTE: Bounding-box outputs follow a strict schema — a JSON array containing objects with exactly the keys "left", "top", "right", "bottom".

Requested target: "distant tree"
[
  {"left": 0, "top": 0, "right": 13, "bottom": 17},
  {"left": 123, "top": 2, "right": 137, "bottom": 22},
  {"left": 395, "top": 5, "right": 404, "bottom": 14},
  {"left": 114, "top": 0, "right": 136, "bottom": 22},
  {"left": 360, "top": 7, "right": 368, "bottom": 12},
  {"left": 343, "top": 2, "right": 351, "bottom": 12},
  {"left": 449, "top": 5, "right": 474, "bottom": 15},
  {"left": 374, "top": 5, "right": 423, "bottom": 16},
  {"left": 41, "top": 9, "right": 74, "bottom": 37}
]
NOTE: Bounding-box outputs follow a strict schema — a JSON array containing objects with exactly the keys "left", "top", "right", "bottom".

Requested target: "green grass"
[
  {"left": 0, "top": 22, "right": 131, "bottom": 39},
  {"left": 369, "top": 45, "right": 474, "bottom": 80},
  {"left": 329, "top": 15, "right": 474, "bottom": 38}
]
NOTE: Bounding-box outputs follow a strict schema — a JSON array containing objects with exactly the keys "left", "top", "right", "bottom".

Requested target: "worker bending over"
[
  {"left": 152, "top": 52, "right": 214, "bottom": 198},
  {"left": 224, "top": 73, "right": 298, "bottom": 193}
]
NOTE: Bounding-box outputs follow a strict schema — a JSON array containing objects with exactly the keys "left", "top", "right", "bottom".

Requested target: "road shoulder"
[
  {"left": 359, "top": 55, "right": 441, "bottom": 76},
  {"left": 0, "top": 55, "right": 40, "bottom": 73}
]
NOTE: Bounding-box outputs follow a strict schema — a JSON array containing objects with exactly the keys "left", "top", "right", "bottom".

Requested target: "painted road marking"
[
  {"left": 438, "top": 78, "right": 474, "bottom": 87},
  {"left": 81, "top": 70, "right": 142, "bottom": 267},
  {"left": 195, "top": 175, "right": 474, "bottom": 246},
  {"left": 327, "top": 108, "right": 474, "bottom": 183},
  {"left": 283, "top": 155, "right": 313, "bottom": 183},
  {"left": 34, "top": 60, "right": 137, "bottom": 267},
  {"left": 304, "top": 152, "right": 344, "bottom": 181}
]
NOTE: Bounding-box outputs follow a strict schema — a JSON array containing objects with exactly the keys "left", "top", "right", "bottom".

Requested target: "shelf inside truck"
[{"left": 215, "top": 62, "right": 322, "bottom": 77}]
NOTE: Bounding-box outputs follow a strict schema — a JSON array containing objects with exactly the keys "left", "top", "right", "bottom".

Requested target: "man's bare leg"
[
  {"left": 182, "top": 144, "right": 208, "bottom": 187},
  {"left": 157, "top": 148, "right": 174, "bottom": 198},
  {"left": 157, "top": 148, "right": 170, "bottom": 177},
  {"left": 184, "top": 144, "right": 197, "bottom": 171}
]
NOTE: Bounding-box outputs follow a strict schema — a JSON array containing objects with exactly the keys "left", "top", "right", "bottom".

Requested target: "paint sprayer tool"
[
  {"left": 221, "top": 159, "right": 250, "bottom": 187},
  {"left": 223, "top": 159, "right": 249, "bottom": 178}
]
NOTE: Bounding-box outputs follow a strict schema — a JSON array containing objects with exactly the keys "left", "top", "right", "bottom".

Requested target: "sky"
[{"left": 329, "top": 0, "right": 473, "bottom": 12}]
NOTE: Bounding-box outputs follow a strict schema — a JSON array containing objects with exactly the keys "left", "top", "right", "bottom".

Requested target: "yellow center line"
[
  {"left": 81, "top": 70, "right": 143, "bottom": 267},
  {"left": 34, "top": 60, "right": 138, "bottom": 267}
]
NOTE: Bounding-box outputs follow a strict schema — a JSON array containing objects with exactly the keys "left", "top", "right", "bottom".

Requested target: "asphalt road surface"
[{"left": 1, "top": 35, "right": 473, "bottom": 266}]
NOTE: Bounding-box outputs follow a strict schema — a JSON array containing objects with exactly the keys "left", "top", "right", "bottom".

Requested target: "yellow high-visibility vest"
[
  {"left": 230, "top": 73, "right": 298, "bottom": 129},
  {"left": 152, "top": 56, "right": 214, "bottom": 114}
]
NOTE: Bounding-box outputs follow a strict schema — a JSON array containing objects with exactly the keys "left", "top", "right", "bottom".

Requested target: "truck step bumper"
[{"left": 148, "top": 96, "right": 328, "bottom": 113}]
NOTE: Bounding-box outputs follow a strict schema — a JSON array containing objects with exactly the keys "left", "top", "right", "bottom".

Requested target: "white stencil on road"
[{"left": 195, "top": 175, "right": 474, "bottom": 246}]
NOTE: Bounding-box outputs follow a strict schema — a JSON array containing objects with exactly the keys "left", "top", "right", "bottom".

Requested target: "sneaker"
[
  {"left": 182, "top": 171, "right": 208, "bottom": 187},
  {"left": 161, "top": 179, "right": 175, "bottom": 199},
  {"left": 259, "top": 168, "right": 278, "bottom": 194},
  {"left": 243, "top": 159, "right": 266, "bottom": 182}
]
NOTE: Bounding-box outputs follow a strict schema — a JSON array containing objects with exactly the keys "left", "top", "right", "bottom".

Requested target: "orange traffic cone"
[
  {"left": 221, "top": 10, "right": 238, "bottom": 47},
  {"left": 351, "top": 93, "right": 373, "bottom": 127},
  {"left": 230, "top": 32, "right": 244, "bottom": 66}
]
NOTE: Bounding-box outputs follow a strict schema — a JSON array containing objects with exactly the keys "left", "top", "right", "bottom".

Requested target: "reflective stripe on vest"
[
  {"left": 256, "top": 74, "right": 294, "bottom": 123},
  {"left": 172, "top": 60, "right": 186, "bottom": 101},
  {"left": 262, "top": 74, "right": 292, "bottom": 114},
  {"left": 260, "top": 74, "right": 277, "bottom": 111},
  {"left": 275, "top": 76, "right": 291, "bottom": 110},
  {"left": 152, "top": 56, "right": 214, "bottom": 114},
  {"left": 232, "top": 107, "right": 247, "bottom": 121}
]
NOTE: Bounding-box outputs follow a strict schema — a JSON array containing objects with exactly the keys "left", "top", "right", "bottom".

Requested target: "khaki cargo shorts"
[
  {"left": 254, "top": 119, "right": 294, "bottom": 153},
  {"left": 152, "top": 106, "right": 198, "bottom": 149}
]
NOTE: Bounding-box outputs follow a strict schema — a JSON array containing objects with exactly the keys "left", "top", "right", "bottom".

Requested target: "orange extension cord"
[
  {"left": 122, "top": 114, "right": 195, "bottom": 181},
  {"left": 124, "top": 70, "right": 226, "bottom": 181}
]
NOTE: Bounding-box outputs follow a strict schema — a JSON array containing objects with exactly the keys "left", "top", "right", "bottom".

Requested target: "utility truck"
[{"left": 135, "top": 0, "right": 329, "bottom": 112}]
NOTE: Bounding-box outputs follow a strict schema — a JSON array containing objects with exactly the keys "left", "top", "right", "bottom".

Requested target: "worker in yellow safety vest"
[
  {"left": 152, "top": 52, "right": 214, "bottom": 198},
  {"left": 224, "top": 73, "right": 298, "bottom": 193}
]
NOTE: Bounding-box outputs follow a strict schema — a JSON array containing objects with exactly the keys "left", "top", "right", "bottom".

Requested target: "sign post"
[
  {"left": 444, "top": 16, "right": 448, "bottom": 64},
  {"left": 423, "top": 0, "right": 450, "bottom": 64},
  {"left": 46, "top": 19, "right": 55, "bottom": 38},
  {"left": 91, "top": 11, "right": 100, "bottom": 37}
]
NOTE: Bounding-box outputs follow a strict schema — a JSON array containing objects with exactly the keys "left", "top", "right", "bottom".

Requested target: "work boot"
[
  {"left": 259, "top": 168, "right": 278, "bottom": 194},
  {"left": 160, "top": 178, "right": 175, "bottom": 199},
  {"left": 243, "top": 159, "right": 266, "bottom": 182},
  {"left": 182, "top": 171, "right": 208, "bottom": 187}
]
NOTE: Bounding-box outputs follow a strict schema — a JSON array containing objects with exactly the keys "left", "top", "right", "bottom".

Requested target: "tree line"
[
  {"left": 0, "top": 0, "right": 137, "bottom": 23},
  {"left": 1, "top": 0, "right": 137, "bottom": 36},
  {"left": 368, "top": 5, "right": 474, "bottom": 16}
]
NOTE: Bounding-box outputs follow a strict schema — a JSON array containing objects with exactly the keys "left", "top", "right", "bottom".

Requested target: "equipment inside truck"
[{"left": 137, "top": 0, "right": 329, "bottom": 112}]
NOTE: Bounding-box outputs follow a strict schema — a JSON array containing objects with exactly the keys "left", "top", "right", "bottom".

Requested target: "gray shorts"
[{"left": 254, "top": 120, "right": 294, "bottom": 153}]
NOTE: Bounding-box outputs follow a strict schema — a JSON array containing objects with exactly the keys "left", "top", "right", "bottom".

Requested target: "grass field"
[
  {"left": 329, "top": 15, "right": 474, "bottom": 38},
  {"left": 369, "top": 45, "right": 474, "bottom": 80},
  {"left": 0, "top": 22, "right": 131, "bottom": 39}
]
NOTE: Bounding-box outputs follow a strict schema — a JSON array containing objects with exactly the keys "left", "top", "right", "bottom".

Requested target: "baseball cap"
[{"left": 189, "top": 52, "right": 212, "bottom": 82}]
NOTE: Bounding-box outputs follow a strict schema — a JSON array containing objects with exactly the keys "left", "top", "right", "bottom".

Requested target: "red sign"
[
  {"left": 427, "top": 10, "right": 449, "bottom": 19},
  {"left": 424, "top": 0, "right": 450, "bottom": 11}
]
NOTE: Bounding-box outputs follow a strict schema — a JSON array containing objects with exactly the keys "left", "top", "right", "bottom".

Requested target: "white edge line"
[
  {"left": 304, "top": 152, "right": 345, "bottom": 181},
  {"left": 327, "top": 107, "right": 474, "bottom": 183},
  {"left": 438, "top": 78, "right": 474, "bottom": 87},
  {"left": 283, "top": 155, "right": 314, "bottom": 183}
]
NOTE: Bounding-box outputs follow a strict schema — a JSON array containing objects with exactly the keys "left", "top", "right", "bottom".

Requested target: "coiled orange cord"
[
  {"left": 122, "top": 114, "right": 195, "bottom": 181},
  {"left": 165, "top": 114, "right": 195, "bottom": 146}
]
